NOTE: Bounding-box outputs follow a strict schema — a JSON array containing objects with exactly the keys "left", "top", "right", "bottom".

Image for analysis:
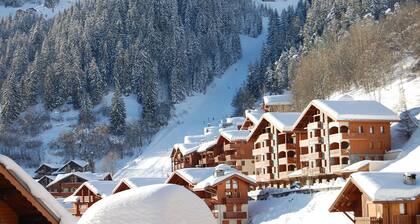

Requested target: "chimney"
[
  {"left": 215, "top": 169, "right": 225, "bottom": 177},
  {"left": 403, "top": 173, "right": 416, "bottom": 185}
]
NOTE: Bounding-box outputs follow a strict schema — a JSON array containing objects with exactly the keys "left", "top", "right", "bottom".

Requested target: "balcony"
[
  {"left": 300, "top": 152, "right": 322, "bottom": 161},
  {"left": 355, "top": 217, "right": 383, "bottom": 224},
  {"left": 252, "top": 146, "right": 273, "bottom": 156},
  {"left": 225, "top": 144, "right": 240, "bottom": 151},
  {"left": 225, "top": 154, "right": 240, "bottom": 161},
  {"left": 256, "top": 173, "right": 273, "bottom": 182},
  {"left": 278, "top": 157, "right": 296, "bottom": 164},
  {"left": 201, "top": 157, "right": 214, "bottom": 165},
  {"left": 300, "top": 137, "right": 322, "bottom": 147},
  {"left": 302, "top": 167, "right": 324, "bottom": 176},
  {"left": 223, "top": 211, "right": 247, "bottom": 219},
  {"left": 278, "top": 171, "right": 291, "bottom": 180},
  {"left": 256, "top": 133, "right": 273, "bottom": 143},
  {"left": 225, "top": 197, "right": 248, "bottom": 204},
  {"left": 329, "top": 149, "right": 349, "bottom": 157},
  {"left": 278, "top": 143, "right": 296, "bottom": 152},
  {"left": 329, "top": 133, "right": 349, "bottom": 143},
  {"left": 308, "top": 121, "right": 322, "bottom": 130},
  {"left": 255, "top": 160, "right": 273, "bottom": 168}
]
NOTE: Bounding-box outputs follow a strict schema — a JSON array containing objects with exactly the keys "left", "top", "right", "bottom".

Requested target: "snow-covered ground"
[
  {"left": 254, "top": 0, "right": 300, "bottom": 13},
  {"left": 115, "top": 19, "right": 270, "bottom": 179},
  {"left": 249, "top": 190, "right": 351, "bottom": 224},
  {"left": 0, "top": 0, "right": 77, "bottom": 18}
]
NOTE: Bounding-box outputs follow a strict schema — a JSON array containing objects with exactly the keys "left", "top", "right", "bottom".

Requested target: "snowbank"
[
  {"left": 0, "top": 155, "right": 76, "bottom": 224},
  {"left": 78, "top": 184, "right": 216, "bottom": 224},
  {"left": 263, "top": 91, "right": 293, "bottom": 106}
]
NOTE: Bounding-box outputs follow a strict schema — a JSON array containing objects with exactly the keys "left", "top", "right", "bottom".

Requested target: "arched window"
[
  {"left": 341, "top": 141, "right": 350, "bottom": 149},
  {"left": 340, "top": 126, "right": 349, "bottom": 133}
]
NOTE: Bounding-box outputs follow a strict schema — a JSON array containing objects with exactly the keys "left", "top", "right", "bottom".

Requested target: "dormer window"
[
  {"left": 232, "top": 180, "right": 238, "bottom": 189},
  {"left": 226, "top": 181, "right": 231, "bottom": 189}
]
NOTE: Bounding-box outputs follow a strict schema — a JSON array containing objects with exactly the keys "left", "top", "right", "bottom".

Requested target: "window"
[
  {"left": 399, "top": 203, "right": 407, "bottom": 215},
  {"left": 370, "top": 126, "right": 374, "bottom": 134},
  {"left": 232, "top": 180, "right": 238, "bottom": 189},
  {"left": 358, "top": 126, "right": 364, "bottom": 133},
  {"left": 241, "top": 161, "right": 245, "bottom": 166},
  {"left": 369, "top": 142, "right": 374, "bottom": 149},
  {"left": 380, "top": 126, "right": 385, "bottom": 134},
  {"left": 226, "top": 181, "right": 231, "bottom": 189}
]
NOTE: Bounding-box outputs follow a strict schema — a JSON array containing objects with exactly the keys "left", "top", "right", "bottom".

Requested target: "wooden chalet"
[
  {"left": 171, "top": 143, "right": 200, "bottom": 171},
  {"left": 37, "top": 175, "right": 56, "bottom": 188},
  {"left": 68, "top": 180, "right": 117, "bottom": 216},
  {"left": 166, "top": 165, "right": 256, "bottom": 224},
  {"left": 292, "top": 100, "right": 399, "bottom": 180},
  {"left": 46, "top": 172, "right": 112, "bottom": 197},
  {"left": 0, "top": 155, "right": 75, "bottom": 224},
  {"left": 247, "top": 112, "right": 302, "bottom": 188},
  {"left": 216, "top": 130, "right": 254, "bottom": 175},
  {"left": 34, "top": 163, "right": 61, "bottom": 179},
  {"left": 240, "top": 109, "right": 264, "bottom": 131},
  {"left": 262, "top": 92, "right": 293, "bottom": 112},
  {"left": 112, "top": 177, "right": 166, "bottom": 194},
  {"left": 54, "top": 160, "right": 91, "bottom": 174},
  {"left": 330, "top": 172, "right": 420, "bottom": 224},
  {"left": 197, "top": 140, "right": 219, "bottom": 168}
]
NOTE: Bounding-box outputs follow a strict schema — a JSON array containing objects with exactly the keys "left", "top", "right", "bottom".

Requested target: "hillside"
[{"left": 0, "top": 0, "right": 76, "bottom": 18}]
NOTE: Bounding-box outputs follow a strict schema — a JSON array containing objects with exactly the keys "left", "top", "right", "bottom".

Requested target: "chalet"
[
  {"left": 330, "top": 172, "right": 420, "bottom": 224},
  {"left": 262, "top": 91, "right": 293, "bottom": 112},
  {"left": 240, "top": 109, "right": 264, "bottom": 130},
  {"left": 197, "top": 140, "right": 219, "bottom": 168},
  {"left": 216, "top": 130, "right": 254, "bottom": 175},
  {"left": 46, "top": 172, "right": 112, "bottom": 197},
  {"left": 0, "top": 155, "right": 76, "bottom": 224},
  {"left": 167, "top": 164, "right": 256, "bottom": 224},
  {"left": 292, "top": 100, "right": 399, "bottom": 179},
  {"left": 171, "top": 143, "right": 200, "bottom": 171},
  {"left": 112, "top": 177, "right": 166, "bottom": 194},
  {"left": 67, "top": 180, "right": 118, "bottom": 216},
  {"left": 247, "top": 112, "right": 301, "bottom": 188},
  {"left": 223, "top": 117, "right": 245, "bottom": 130},
  {"left": 37, "top": 175, "right": 56, "bottom": 188},
  {"left": 34, "top": 163, "right": 62, "bottom": 179},
  {"left": 54, "top": 160, "right": 91, "bottom": 174}
]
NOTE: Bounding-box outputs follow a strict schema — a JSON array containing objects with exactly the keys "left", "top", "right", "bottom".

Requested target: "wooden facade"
[
  {"left": 47, "top": 173, "right": 112, "bottom": 197},
  {"left": 216, "top": 134, "right": 254, "bottom": 175},
  {"left": 0, "top": 163, "right": 61, "bottom": 224},
  {"left": 330, "top": 174, "right": 420, "bottom": 224},
  {"left": 171, "top": 146, "right": 200, "bottom": 171},
  {"left": 55, "top": 160, "right": 91, "bottom": 174},
  {"left": 248, "top": 113, "right": 301, "bottom": 188},
  {"left": 34, "top": 164, "right": 60, "bottom": 179},
  {"left": 293, "top": 102, "right": 398, "bottom": 179},
  {"left": 167, "top": 167, "right": 256, "bottom": 224},
  {"left": 37, "top": 175, "right": 55, "bottom": 187}
]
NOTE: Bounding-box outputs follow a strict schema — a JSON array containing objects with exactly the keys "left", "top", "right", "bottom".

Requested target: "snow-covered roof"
[
  {"left": 37, "top": 175, "right": 57, "bottom": 182},
  {"left": 263, "top": 91, "right": 293, "bottom": 106},
  {"left": 184, "top": 135, "right": 206, "bottom": 144},
  {"left": 351, "top": 172, "right": 420, "bottom": 201},
  {"left": 220, "top": 130, "right": 251, "bottom": 142},
  {"left": 341, "top": 160, "right": 391, "bottom": 173},
  {"left": 197, "top": 140, "right": 218, "bottom": 153},
  {"left": 226, "top": 117, "right": 245, "bottom": 126},
  {"left": 307, "top": 100, "right": 399, "bottom": 122},
  {"left": 244, "top": 109, "right": 264, "bottom": 124},
  {"left": 193, "top": 164, "right": 256, "bottom": 191},
  {"left": 119, "top": 177, "right": 166, "bottom": 189},
  {"left": 0, "top": 155, "right": 76, "bottom": 224},
  {"left": 173, "top": 143, "right": 200, "bottom": 155},
  {"left": 35, "top": 163, "right": 62, "bottom": 172},
  {"left": 169, "top": 167, "right": 216, "bottom": 185},
  {"left": 76, "top": 180, "right": 118, "bottom": 198},
  {"left": 46, "top": 172, "right": 111, "bottom": 188},
  {"left": 56, "top": 159, "right": 89, "bottom": 172},
  {"left": 78, "top": 184, "right": 216, "bottom": 224},
  {"left": 248, "top": 112, "right": 301, "bottom": 141}
]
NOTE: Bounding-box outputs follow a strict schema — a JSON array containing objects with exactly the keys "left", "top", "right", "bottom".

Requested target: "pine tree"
[
  {"left": 110, "top": 88, "right": 126, "bottom": 135},
  {"left": 1, "top": 74, "right": 22, "bottom": 124},
  {"left": 87, "top": 59, "right": 105, "bottom": 105},
  {"left": 79, "top": 92, "right": 94, "bottom": 126}
]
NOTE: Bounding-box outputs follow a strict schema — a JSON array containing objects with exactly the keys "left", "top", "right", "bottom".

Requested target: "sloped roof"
[
  {"left": 263, "top": 91, "right": 293, "bottom": 106},
  {"left": 220, "top": 130, "right": 251, "bottom": 142},
  {"left": 244, "top": 109, "right": 264, "bottom": 124},
  {"left": 193, "top": 164, "right": 256, "bottom": 191},
  {"left": 248, "top": 112, "right": 301, "bottom": 141},
  {"left": 0, "top": 155, "right": 76, "bottom": 224},
  {"left": 77, "top": 180, "right": 118, "bottom": 198},
  {"left": 56, "top": 160, "right": 89, "bottom": 172},
  {"left": 46, "top": 172, "right": 111, "bottom": 188},
  {"left": 35, "top": 163, "right": 62, "bottom": 173},
  {"left": 173, "top": 143, "right": 200, "bottom": 156},
  {"left": 121, "top": 177, "right": 166, "bottom": 189},
  {"left": 168, "top": 167, "right": 215, "bottom": 185},
  {"left": 196, "top": 140, "right": 218, "bottom": 153},
  {"left": 226, "top": 117, "right": 245, "bottom": 126},
  {"left": 351, "top": 172, "right": 420, "bottom": 201}
]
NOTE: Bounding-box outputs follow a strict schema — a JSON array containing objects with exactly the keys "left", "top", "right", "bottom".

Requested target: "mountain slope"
[{"left": 115, "top": 19, "right": 269, "bottom": 179}]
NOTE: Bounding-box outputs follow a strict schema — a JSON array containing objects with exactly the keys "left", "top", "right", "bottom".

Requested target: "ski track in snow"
[{"left": 115, "top": 19, "right": 269, "bottom": 179}]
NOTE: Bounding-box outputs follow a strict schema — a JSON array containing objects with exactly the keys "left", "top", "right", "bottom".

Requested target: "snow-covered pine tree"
[
  {"left": 110, "top": 88, "right": 126, "bottom": 135},
  {"left": 87, "top": 58, "right": 105, "bottom": 105},
  {"left": 1, "top": 74, "right": 22, "bottom": 124},
  {"left": 79, "top": 92, "right": 94, "bottom": 126}
]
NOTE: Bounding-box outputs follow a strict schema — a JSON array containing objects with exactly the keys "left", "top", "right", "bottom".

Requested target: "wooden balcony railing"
[
  {"left": 355, "top": 217, "right": 383, "bottom": 224},
  {"left": 223, "top": 211, "right": 247, "bottom": 219},
  {"left": 252, "top": 146, "right": 273, "bottom": 156},
  {"left": 225, "top": 197, "right": 248, "bottom": 204}
]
